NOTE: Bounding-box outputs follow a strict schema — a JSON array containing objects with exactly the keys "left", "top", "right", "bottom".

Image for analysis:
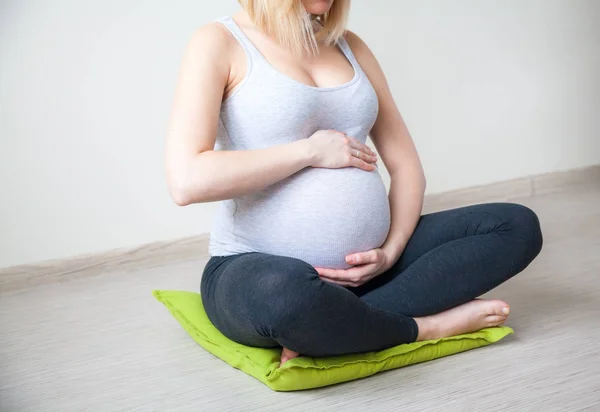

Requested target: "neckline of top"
[{"left": 224, "top": 16, "right": 361, "bottom": 92}]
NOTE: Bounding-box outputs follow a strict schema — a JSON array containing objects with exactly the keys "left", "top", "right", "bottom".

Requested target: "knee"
[
  {"left": 252, "top": 257, "right": 320, "bottom": 329},
  {"left": 498, "top": 203, "right": 543, "bottom": 258}
]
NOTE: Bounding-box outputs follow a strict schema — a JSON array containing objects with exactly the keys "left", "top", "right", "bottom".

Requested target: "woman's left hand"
[{"left": 314, "top": 248, "right": 395, "bottom": 287}]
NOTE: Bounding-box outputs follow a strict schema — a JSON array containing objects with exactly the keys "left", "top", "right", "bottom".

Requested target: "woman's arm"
[
  {"left": 167, "top": 25, "right": 376, "bottom": 205},
  {"left": 346, "top": 31, "right": 427, "bottom": 261},
  {"left": 166, "top": 24, "right": 314, "bottom": 205}
]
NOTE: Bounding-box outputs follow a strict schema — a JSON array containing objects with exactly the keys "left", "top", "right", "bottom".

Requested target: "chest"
[
  {"left": 220, "top": 78, "right": 379, "bottom": 150},
  {"left": 219, "top": 25, "right": 379, "bottom": 148},
  {"left": 226, "top": 34, "right": 356, "bottom": 98}
]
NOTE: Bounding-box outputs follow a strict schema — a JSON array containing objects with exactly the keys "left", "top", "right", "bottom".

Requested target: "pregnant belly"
[{"left": 234, "top": 167, "right": 391, "bottom": 269}]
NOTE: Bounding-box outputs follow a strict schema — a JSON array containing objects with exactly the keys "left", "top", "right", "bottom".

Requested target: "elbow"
[
  {"left": 166, "top": 158, "right": 208, "bottom": 206},
  {"left": 166, "top": 155, "right": 220, "bottom": 205},
  {"left": 168, "top": 172, "right": 220, "bottom": 205},
  {"left": 170, "top": 189, "right": 193, "bottom": 207},
  {"left": 168, "top": 181, "right": 194, "bottom": 206},
  {"left": 167, "top": 173, "right": 205, "bottom": 206}
]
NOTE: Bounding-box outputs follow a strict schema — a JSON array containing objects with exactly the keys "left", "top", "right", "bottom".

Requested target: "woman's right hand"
[{"left": 305, "top": 130, "right": 378, "bottom": 171}]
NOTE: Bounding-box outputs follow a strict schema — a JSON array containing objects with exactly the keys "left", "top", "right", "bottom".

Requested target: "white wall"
[
  {"left": 1, "top": 0, "right": 599, "bottom": 268},
  {"left": 351, "top": 1, "right": 600, "bottom": 192}
]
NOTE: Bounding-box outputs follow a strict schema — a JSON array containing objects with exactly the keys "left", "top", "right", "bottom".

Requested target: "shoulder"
[
  {"left": 191, "top": 21, "right": 234, "bottom": 45},
  {"left": 184, "top": 21, "right": 237, "bottom": 64},
  {"left": 342, "top": 29, "right": 395, "bottom": 103},
  {"left": 342, "top": 29, "right": 374, "bottom": 62},
  {"left": 342, "top": 29, "right": 386, "bottom": 85}
]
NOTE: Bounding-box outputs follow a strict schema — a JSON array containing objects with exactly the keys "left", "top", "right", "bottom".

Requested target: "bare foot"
[
  {"left": 280, "top": 347, "right": 300, "bottom": 366},
  {"left": 415, "top": 299, "right": 510, "bottom": 341}
]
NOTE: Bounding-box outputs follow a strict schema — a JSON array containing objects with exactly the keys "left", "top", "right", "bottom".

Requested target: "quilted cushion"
[{"left": 153, "top": 290, "right": 513, "bottom": 391}]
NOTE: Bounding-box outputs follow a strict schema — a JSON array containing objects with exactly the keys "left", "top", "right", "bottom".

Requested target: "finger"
[
  {"left": 349, "top": 155, "right": 377, "bottom": 171},
  {"left": 351, "top": 148, "right": 377, "bottom": 164},
  {"left": 319, "top": 276, "right": 357, "bottom": 287},
  {"left": 346, "top": 249, "right": 380, "bottom": 265},
  {"left": 342, "top": 134, "right": 375, "bottom": 155},
  {"left": 347, "top": 139, "right": 378, "bottom": 163},
  {"left": 347, "top": 136, "right": 376, "bottom": 156},
  {"left": 318, "top": 266, "right": 373, "bottom": 282},
  {"left": 315, "top": 267, "right": 346, "bottom": 278},
  {"left": 319, "top": 274, "right": 363, "bottom": 287},
  {"left": 318, "top": 267, "right": 370, "bottom": 280},
  {"left": 348, "top": 146, "right": 377, "bottom": 164}
]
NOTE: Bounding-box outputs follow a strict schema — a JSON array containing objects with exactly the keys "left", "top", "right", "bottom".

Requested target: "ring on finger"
[{"left": 356, "top": 149, "right": 360, "bottom": 158}]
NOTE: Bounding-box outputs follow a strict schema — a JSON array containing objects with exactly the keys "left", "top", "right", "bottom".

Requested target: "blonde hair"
[{"left": 238, "top": 0, "right": 350, "bottom": 57}]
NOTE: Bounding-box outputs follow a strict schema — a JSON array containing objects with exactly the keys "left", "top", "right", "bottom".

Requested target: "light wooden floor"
[{"left": 1, "top": 186, "right": 599, "bottom": 411}]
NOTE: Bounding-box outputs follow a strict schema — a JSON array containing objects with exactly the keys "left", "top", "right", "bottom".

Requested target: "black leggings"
[{"left": 201, "top": 203, "right": 543, "bottom": 357}]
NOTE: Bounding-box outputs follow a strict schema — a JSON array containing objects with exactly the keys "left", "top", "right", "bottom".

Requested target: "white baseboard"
[
  {"left": 424, "top": 165, "right": 600, "bottom": 213},
  {"left": 0, "top": 235, "right": 209, "bottom": 293},
  {"left": 2, "top": 165, "right": 599, "bottom": 293}
]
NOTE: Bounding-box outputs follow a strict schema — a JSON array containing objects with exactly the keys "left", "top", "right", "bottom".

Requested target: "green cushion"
[{"left": 153, "top": 290, "right": 514, "bottom": 391}]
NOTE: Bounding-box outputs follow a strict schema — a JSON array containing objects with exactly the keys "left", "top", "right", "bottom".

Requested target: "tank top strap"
[
  {"left": 336, "top": 35, "right": 360, "bottom": 68},
  {"left": 214, "top": 16, "right": 263, "bottom": 60}
]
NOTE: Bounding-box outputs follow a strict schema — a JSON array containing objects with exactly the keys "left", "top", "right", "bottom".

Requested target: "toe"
[
  {"left": 491, "top": 300, "right": 510, "bottom": 316},
  {"left": 486, "top": 314, "right": 507, "bottom": 326},
  {"left": 280, "top": 347, "right": 300, "bottom": 365}
]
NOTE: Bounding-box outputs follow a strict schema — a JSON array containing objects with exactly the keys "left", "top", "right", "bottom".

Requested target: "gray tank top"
[{"left": 208, "top": 16, "right": 391, "bottom": 269}]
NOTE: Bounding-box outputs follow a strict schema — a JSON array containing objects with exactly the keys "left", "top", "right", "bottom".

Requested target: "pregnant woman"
[{"left": 166, "top": 0, "right": 543, "bottom": 366}]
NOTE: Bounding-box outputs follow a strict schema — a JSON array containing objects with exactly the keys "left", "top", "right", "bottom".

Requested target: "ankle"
[{"left": 414, "top": 316, "right": 435, "bottom": 341}]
